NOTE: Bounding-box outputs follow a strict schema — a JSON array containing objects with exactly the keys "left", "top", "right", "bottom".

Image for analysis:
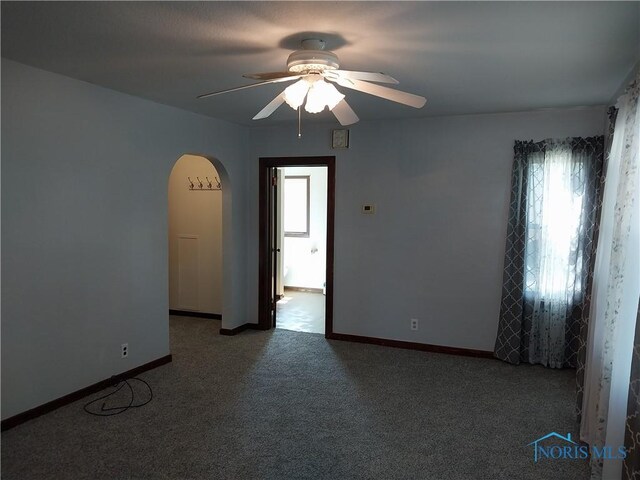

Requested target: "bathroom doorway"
[
  {"left": 258, "top": 156, "right": 335, "bottom": 336},
  {"left": 276, "top": 167, "right": 327, "bottom": 333}
]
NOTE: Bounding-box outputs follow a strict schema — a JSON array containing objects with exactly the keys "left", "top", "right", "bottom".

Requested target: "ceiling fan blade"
[
  {"left": 332, "top": 77, "right": 426, "bottom": 109},
  {"left": 331, "top": 99, "right": 359, "bottom": 126},
  {"left": 197, "top": 75, "right": 302, "bottom": 99},
  {"left": 326, "top": 70, "right": 399, "bottom": 84},
  {"left": 253, "top": 93, "right": 286, "bottom": 120},
  {"left": 243, "top": 72, "right": 295, "bottom": 80}
]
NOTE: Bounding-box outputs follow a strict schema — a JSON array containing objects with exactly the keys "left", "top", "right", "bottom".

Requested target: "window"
[
  {"left": 284, "top": 176, "right": 310, "bottom": 237},
  {"left": 524, "top": 149, "right": 587, "bottom": 300}
]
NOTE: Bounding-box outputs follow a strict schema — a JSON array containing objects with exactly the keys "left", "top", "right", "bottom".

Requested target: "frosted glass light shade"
[
  {"left": 305, "top": 80, "right": 345, "bottom": 113},
  {"left": 283, "top": 79, "right": 310, "bottom": 109}
]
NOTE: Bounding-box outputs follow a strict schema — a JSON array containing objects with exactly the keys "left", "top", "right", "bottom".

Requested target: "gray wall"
[
  {"left": 1, "top": 59, "right": 250, "bottom": 419},
  {"left": 1, "top": 57, "right": 608, "bottom": 420},
  {"left": 248, "top": 107, "right": 606, "bottom": 351}
]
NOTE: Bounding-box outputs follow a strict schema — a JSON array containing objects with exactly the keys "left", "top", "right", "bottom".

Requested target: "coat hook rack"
[
  {"left": 188, "top": 176, "right": 221, "bottom": 191},
  {"left": 205, "top": 176, "right": 222, "bottom": 189}
]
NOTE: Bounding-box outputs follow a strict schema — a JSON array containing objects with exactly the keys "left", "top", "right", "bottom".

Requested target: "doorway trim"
[{"left": 258, "top": 156, "right": 335, "bottom": 336}]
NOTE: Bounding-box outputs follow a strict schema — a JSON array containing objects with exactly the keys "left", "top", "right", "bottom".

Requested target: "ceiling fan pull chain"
[{"left": 298, "top": 106, "right": 302, "bottom": 138}]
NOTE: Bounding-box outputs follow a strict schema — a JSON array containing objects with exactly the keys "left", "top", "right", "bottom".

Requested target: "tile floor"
[{"left": 276, "top": 289, "right": 325, "bottom": 334}]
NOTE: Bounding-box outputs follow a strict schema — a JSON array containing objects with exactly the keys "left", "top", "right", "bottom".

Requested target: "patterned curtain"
[
  {"left": 624, "top": 297, "right": 640, "bottom": 480},
  {"left": 576, "top": 107, "right": 619, "bottom": 422},
  {"left": 494, "top": 136, "right": 604, "bottom": 368},
  {"left": 580, "top": 73, "right": 639, "bottom": 480}
]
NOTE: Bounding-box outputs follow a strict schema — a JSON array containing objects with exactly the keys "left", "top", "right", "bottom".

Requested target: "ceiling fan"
[{"left": 197, "top": 39, "right": 426, "bottom": 125}]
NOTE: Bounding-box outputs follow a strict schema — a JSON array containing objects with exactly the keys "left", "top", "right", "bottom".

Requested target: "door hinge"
[{"left": 271, "top": 175, "right": 277, "bottom": 186}]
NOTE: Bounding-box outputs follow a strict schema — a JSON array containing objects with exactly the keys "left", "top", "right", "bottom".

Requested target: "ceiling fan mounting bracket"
[
  {"left": 287, "top": 38, "right": 339, "bottom": 73},
  {"left": 300, "top": 38, "right": 326, "bottom": 50}
]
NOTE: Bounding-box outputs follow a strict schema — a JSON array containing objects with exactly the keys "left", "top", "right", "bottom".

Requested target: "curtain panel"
[
  {"left": 494, "top": 136, "right": 604, "bottom": 368},
  {"left": 579, "top": 73, "right": 639, "bottom": 480},
  {"left": 576, "top": 107, "right": 619, "bottom": 422},
  {"left": 624, "top": 297, "right": 640, "bottom": 480}
]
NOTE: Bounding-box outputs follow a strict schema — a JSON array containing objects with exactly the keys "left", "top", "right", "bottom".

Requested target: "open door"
[
  {"left": 259, "top": 165, "right": 282, "bottom": 329},
  {"left": 259, "top": 156, "right": 335, "bottom": 335},
  {"left": 268, "top": 167, "right": 281, "bottom": 328}
]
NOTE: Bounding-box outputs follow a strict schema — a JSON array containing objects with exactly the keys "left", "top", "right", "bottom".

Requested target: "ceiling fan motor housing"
[{"left": 287, "top": 49, "right": 340, "bottom": 73}]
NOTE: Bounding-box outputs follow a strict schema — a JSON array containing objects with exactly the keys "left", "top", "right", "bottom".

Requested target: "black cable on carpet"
[{"left": 83, "top": 377, "right": 153, "bottom": 417}]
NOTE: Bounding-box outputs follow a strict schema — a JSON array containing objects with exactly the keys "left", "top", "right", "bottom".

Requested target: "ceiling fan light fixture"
[
  {"left": 283, "top": 79, "right": 310, "bottom": 109},
  {"left": 305, "top": 79, "right": 344, "bottom": 113}
]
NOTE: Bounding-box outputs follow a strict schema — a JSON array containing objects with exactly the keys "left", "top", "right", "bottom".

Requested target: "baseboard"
[
  {"left": 284, "top": 286, "right": 324, "bottom": 294},
  {"left": 169, "top": 309, "right": 222, "bottom": 320},
  {"left": 219, "top": 323, "right": 266, "bottom": 336},
  {"left": 325, "top": 333, "right": 494, "bottom": 359},
  {"left": 1, "top": 354, "right": 173, "bottom": 432}
]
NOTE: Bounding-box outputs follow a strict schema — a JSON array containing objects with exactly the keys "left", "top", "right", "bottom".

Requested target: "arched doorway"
[{"left": 167, "top": 153, "right": 233, "bottom": 330}]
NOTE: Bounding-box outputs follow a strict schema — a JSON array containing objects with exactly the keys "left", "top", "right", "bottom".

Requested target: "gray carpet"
[{"left": 2, "top": 316, "right": 589, "bottom": 479}]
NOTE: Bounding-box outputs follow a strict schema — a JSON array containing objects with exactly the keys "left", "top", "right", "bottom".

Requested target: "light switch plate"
[{"left": 332, "top": 129, "right": 349, "bottom": 149}]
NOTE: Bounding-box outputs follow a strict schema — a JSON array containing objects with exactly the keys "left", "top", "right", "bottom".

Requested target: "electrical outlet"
[
  {"left": 410, "top": 319, "right": 419, "bottom": 331},
  {"left": 362, "top": 204, "right": 376, "bottom": 214},
  {"left": 121, "top": 343, "right": 128, "bottom": 358}
]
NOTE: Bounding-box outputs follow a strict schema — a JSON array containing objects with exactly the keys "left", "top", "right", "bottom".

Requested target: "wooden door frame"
[{"left": 258, "top": 156, "right": 335, "bottom": 336}]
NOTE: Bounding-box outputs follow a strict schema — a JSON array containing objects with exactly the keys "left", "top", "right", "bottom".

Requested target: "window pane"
[
  {"left": 524, "top": 152, "right": 586, "bottom": 300},
  {"left": 284, "top": 177, "right": 309, "bottom": 236}
]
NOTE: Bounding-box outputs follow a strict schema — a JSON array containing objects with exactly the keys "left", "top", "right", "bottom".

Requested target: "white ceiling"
[{"left": 2, "top": 1, "right": 638, "bottom": 126}]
